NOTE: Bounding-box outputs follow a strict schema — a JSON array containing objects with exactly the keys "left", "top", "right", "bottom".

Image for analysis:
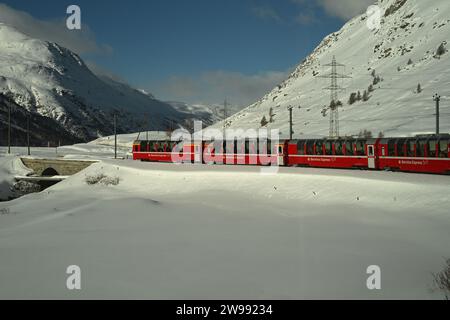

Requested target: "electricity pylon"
[{"left": 319, "top": 56, "right": 351, "bottom": 138}]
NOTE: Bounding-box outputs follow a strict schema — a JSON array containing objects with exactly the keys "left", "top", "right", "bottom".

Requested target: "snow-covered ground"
[{"left": 0, "top": 152, "right": 449, "bottom": 299}]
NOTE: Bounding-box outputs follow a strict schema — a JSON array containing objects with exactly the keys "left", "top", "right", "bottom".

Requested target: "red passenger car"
[
  {"left": 132, "top": 140, "right": 199, "bottom": 163},
  {"left": 376, "top": 135, "right": 450, "bottom": 174},
  {"left": 285, "top": 138, "right": 379, "bottom": 170}
]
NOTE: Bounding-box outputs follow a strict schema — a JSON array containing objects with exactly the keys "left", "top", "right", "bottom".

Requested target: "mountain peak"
[{"left": 0, "top": 24, "right": 200, "bottom": 143}]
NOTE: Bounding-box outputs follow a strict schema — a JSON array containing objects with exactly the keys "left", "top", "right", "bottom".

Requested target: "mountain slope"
[
  {"left": 216, "top": 0, "right": 450, "bottom": 138},
  {"left": 0, "top": 23, "right": 195, "bottom": 142}
]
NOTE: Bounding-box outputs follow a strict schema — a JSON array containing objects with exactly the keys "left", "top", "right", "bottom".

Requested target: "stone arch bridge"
[{"left": 20, "top": 158, "right": 97, "bottom": 176}]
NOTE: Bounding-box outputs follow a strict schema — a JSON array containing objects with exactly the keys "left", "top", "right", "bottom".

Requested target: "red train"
[{"left": 132, "top": 134, "right": 450, "bottom": 175}]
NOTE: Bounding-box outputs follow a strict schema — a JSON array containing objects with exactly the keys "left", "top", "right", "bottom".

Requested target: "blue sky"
[{"left": 0, "top": 0, "right": 374, "bottom": 106}]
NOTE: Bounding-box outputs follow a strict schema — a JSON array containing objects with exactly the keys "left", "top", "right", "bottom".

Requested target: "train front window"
[
  {"left": 439, "top": 140, "right": 448, "bottom": 158},
  {"left": 428, "top": 140, "right": 437, "bottom": 157}
]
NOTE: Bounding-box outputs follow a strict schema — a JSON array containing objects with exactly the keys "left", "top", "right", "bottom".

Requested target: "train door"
[
  {"left": 194, "top": 144, "right": 201, "bottom": 163},
  {"left": 277, "top": 143, "right": 285, "bottom": 166},
  {"left": 367, "top": 144, "right": 376, "bottom": 169}
]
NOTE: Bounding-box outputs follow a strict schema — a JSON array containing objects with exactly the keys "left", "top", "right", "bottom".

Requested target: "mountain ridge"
[
  {"left": 0, "top": 23, "right": 208, "bottom": 143},
  {"left": 214, "top": 0, "right": 450, "bottom": 138}
]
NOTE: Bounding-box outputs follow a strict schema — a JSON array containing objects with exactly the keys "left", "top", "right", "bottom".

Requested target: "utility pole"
[
  {"left": 223, "top": 99, "right": 228, "bottom": 133},
  {"left": 7, "top": 103, "right": 11, "bottom": 154},
  {"left": 319, "top": 56, "right": 351, "bottom": 138},
  {"left": 287, "top": 105, "right": 294, "bottom": 140},
  {"left": 433, "top": 94, "right": 441, "bottom": 135},
  {"left": 114, "top": 113, "right": 117, "bottom": 159},
  {"left": 145, "top": 113, "right": 149, "bottom": 141},
  {"left": 27, "top": 113, "right": 30, "bottom": 156}
]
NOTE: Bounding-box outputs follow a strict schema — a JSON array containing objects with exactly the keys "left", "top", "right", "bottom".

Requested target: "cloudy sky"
[{"left": 0, "top": 0, "right": 375, "bottom": 107}]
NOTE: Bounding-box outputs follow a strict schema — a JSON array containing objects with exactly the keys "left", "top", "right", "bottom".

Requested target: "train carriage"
[
  {"left": 203, "top": 139, "right": 281, "bottom": 166},
  {"left": 132, "top": 139, "right": 197, "bottom": 163},
  {"left": 286, "top": 138, "right": 378, "bottom": 170},
  {"left": 376, "top": 135, "right": 450, "bottom": 174}
]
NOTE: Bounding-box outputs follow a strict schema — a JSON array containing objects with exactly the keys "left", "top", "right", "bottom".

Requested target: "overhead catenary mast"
[{"left": 319, "top": 56, "right": 351, "bottom": 138}]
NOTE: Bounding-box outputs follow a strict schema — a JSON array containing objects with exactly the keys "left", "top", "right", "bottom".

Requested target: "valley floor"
[{"left": 0, "top": 145, "right": 449, "bottom": 299}]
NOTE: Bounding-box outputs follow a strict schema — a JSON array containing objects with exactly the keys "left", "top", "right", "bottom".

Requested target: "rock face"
[
  {"left": 215, "top": 0, "right": 450, "bottom": 138},
  {"left": 0, "top": 23, "right": 200, "bottom": 143}
]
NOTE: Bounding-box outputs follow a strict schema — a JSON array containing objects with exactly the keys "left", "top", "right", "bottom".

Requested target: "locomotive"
[{"left": 132, "top": 134, "right": 450, "bottom": 175}]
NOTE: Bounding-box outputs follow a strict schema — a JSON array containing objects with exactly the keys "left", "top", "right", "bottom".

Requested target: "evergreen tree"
[
  {"left": 362, "top": 90, "right": 369, "bottom": 101},
  {"left": 436, "top": 43, "right": 447, "bottom": 56},
  {"left": 260, "top": 115, "right": 268, "bottom": 127},
  {"left": 349, "top": 92, "right": 357, "bottom": 105},
  {"left": 269, "top": 107, "right": 274, "bottom": 123}
]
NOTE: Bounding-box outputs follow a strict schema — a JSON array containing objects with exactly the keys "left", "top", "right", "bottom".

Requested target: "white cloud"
[
  {"left": 150, "top": 70, "right": 290, "bottom": 107},
  {"left": 291, "top": 0, "right": 375, "bottom": 20},
  {"left": 0, "top": 3, "right": 111, "bottom": 55},
  {"left": 316, "top": 0, "right": 376, "bottom": 20}
]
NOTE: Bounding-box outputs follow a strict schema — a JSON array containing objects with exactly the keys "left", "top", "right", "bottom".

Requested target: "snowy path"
[{"left": 0, "top": 158, "right": 449, "bottom": 299}]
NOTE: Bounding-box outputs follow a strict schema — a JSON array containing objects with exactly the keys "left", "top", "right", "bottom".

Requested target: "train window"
[
  {"left": 388, "top": 139, "right": 396, "bottom": 156},
  {"left": 315, "top": 141, "right": 323, "bottom": 155},
  {"left": 334, "top": 141, "right": 344, "bottom": 155},
  {"left": 345, "top": 141, "right": 354, "bottom": 155},
  {"left": 416, "top": 139, "right": 425, "bottom": 157},
  {"left": 355, "top": 140, "right": 366, "bottom": 156},
  {"left": 140, "top": 141, "right": 147, "bottom": 152},
  {"left": 297, "top": 141, "right": 306, "bottom": 155},
  {"left": 397, "top": 139, "right": 406, "bottom": 157},
  {"left": 238, "top": 141, "right": 245, "bottom": 154},
  {"left": 428, "top": 140, "right": 437, "bottom": 157},
  {"left": 214, "top": 140, "right": 224, "bottom": 154},
  {"left": 248, "top": 140, "right": 257, "bottom": 154},
  {"left": 306, "top": 141, "right": 314, "bottom": 155},
  {"left": 407, "top": 140, "right": 415, "bottom": 157},
  {"left": 439, "top": 140, "right": 448, "bottom": 158},
  {"left": 324, "top": 141, "right": 332, "bottom": 155},
  {"left": 245, "top": 141, "right": 249, "bottom": 154}
]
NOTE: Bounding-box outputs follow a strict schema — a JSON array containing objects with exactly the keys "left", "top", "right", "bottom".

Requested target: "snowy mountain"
[
  {"left": 166, "top": 101, "right": 244, "bottom": 128},
  {"left": 0, "top": 23, "right": 198, "bottom": 143},
  {"left": 215, "top": 0, "right": 450, "bottom": 138}
]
